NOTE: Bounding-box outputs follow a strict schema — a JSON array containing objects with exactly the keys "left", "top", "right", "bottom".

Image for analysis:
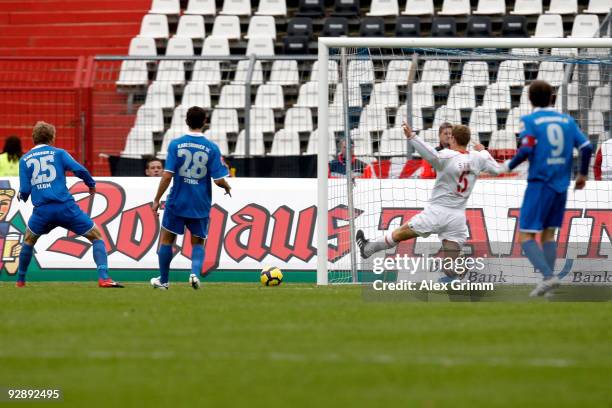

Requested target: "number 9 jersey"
[
  {"left": 164, "top": 132, "right": 229, "bottom": 219},
  {"left": 519, "top": 107, "right": 590, "bottom": 194}
]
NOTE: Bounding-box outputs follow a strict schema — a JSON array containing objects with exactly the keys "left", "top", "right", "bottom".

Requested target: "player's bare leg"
[
  {"left": 189, "top": 235, "right": 205, "bottom": 290},
  {"left": 356, "top": 223, "right": 419, "bottom": 259},
  {"left": 15, "top": 230, "right": 39, "bottom": 287},
  {"left": 84, "top": 227, "right": 124, "bottom": 288},
  {"left": 440, "top": 239, "right": 462, "bottom": 278},
  {"left": 520, "top": 231, "right": 559, "bottom": 297},
  {"left": 152, "top": 228, "right": 177, "bottom": 290}
]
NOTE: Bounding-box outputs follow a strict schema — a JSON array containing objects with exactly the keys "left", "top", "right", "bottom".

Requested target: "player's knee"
[
  {"left": 24, "top": 231, "right": 38, "bottom": 246},
  {"left": 160, "top": 229, "right": 176, "bottom": 245},
  {"left": 393, "top": 225, "right": 416, "bottom": 241},
  {"left": 191, "top": 236, "right": 206, "bottom": 246},
  {"left": 85, "top": 227, "right": 102, "bottom": 242}
]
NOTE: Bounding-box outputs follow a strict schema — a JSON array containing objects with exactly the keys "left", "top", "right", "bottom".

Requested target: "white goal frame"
[{"left": 316, "top": 37, "right": 612, "bottom": 285}]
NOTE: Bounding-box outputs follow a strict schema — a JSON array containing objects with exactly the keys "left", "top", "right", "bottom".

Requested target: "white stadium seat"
[
  {"left": 347, "top": 60, "right": 375, "bottom": 85},
  {"left": 205, "top": 129, "right": 230, "bottom": 156},
  {"left": 395, "top": 104, "right": 424, "bottom": 131},
  {"left": 269, "top": 60, "right": 299, "bottom": 86},
  {"left": 412, "top": 82, "right": 435, "bottom": 109},
  {"left": 181, "top": 82, "right": 212, "bottom": 109},
  {"left": 306, "top": 129, "right": 337, "bottom": 156},
  {"left": 245, "top": 16, "right": 277, "bottom": 39},
  {"left": 420, "top": 129, "right": 440, "bottom": 145},
  {"left": 166, "top": 37, "right": 194, "bottom": 56},
  {"left": 192, "top": 61, "right": 222, "bottom": 85},
  {"left": 295, "top": 81, "right": 319, "bottom": 108},
  {"left": 439, "top": 0, "right": 471, "bottom": 15},
  {"left": 311, "top": 60, "right": 339, "bottom": 84},
  {"left": 483, "top": 83, "right": 512, "bottom": 110},
  {"left": 129, "top": 37, "right": 157, "bottom": 56},
  {"left": 254, "top": 84, "right": 284, "bottom": 109},
  {"left": 332, "top": 83, "right": 362, "bottom": 108},
  {"left": 134, "top": 106, "right": 165, "bottom": 132},
  {"left": 421, "top": 60, "right": 450, "bottom": 86},
  {"left": 359, "top": 105, "right": 388, "bottom": 132},
  {"left": 234, "top": 130, "right": 265, "bottom": 155},
  {"left": 117, "top": 61, "right": 148, "bottom": 86},
  {"left": 511, "top": 0, "right": 542, "bottom": 14},
  {"left": 496, "top": 60, "right": 525, "bottom": 87},
  {"left": 489, "top": 130, "right": 518, "bottom": 158},
  {"left": 220, "top": 0, "right": 252, "bottom": 15},
  {"left": 446, "top": 83, "right": 476, "bottom": 109},
  {"left": 379, "top": 128, "right": 409, "bottom": 156},
  {"left": 139, "top": 14, "right": 169, "bottom": 38},
  {"left": 232, "top": 60, "right": 264, "bottom": 85},
  {"left": 269, "top": 129, "right": 300, "bottom": 155},
  {"left": 350, "top": 129, "right": 374, "bottom": 156},
  {"left": 122, "top": 128, "right": 154, "bottom": 158},
  {"left": 169, "top": 105, "right": 188, "bottom": 129},
  {"left": 150, "top": 0, "right": 180, "bottom": 15},
  {"left": 533, "top": 14, "right": 564, "bottom": 37},
  {"left": 369, "top": 82, "right": 400, "bottom": 109},
  {"left": 460, "top": 61, "right": 489, "bottom": 86},
  {"left": 157, "top": 38, "right": 193, "bottom": 86},
  {"left": 591, "top": 85, "right": 610, "bottom": 111},
  {"left": 284, "top": 107, "right": 313, "bottom": 132},
  {"left": 185, "top": 0, "right": 217, "bottom": 15},
  {"left": 571, "top": 64, "right": 601, "bottom": 86},
  {"left": 536, "top": 61, "right": 565, "bottom": 86},
  {"left": 145, "top": 81, "right": 175, "bottom": 109},
  {"left": 547, "top": 0, "right": 577, "bottom": 14},
  {"left": 367, "top": 0, "right": 399, "bottom": 16},
  {"left": 158, "top": 127, "right": 184, "bottom": 159},
  {"left": 433, "top": 105, "right": 461, "bottom": 129},
  {"left": 469, "top": 106, "right": 497, "bottom": 133},
  {"left": 519, "top": 86, "right": 531, "bottom": 109},
  {"left": 212, "top": 15, "right": 241, "bottom": 39},
  {"left": 256, "top": 0, "right": 287, "bottom": 15},
  {"left": 327, "top": 107, "right": 344, "bottom": 132},
  {"left": 505, "top": 107, "right": 530, "bottom": 133},
  {"left": 588, "top": 111, "right": 605, "bottom": 135},
  {"left": 584, "top": 0, "right": 612, "bottom": 14},
  {"left": 211, "top": 109, "right": 240, "bottom": 134},
  {"left": 176, "top": 15, "right": 206, "bottom": 39},
  {"left": 554, "top": 82, "right": 578, "bottom": 111},
  {"left": 570, "top": 14, "right": 600, "bottom": 37},
  {"left": 246, "top": 37, "right": 275, "bottom": 56},
  {"left": 402, "top": 0, "right": 434, "bottom": 14},
  {"left": 385, "top": 60, "right": 412, "bottom": 84},
  {"left": 218, "top": 85, "right": 246, "bottom": 108},
  {"left": 250, "top": 108, "right": 276, "bottom": 133},
  {"left": 201, "top": 37, "right": 230, "bottom": 56},
  {"left": 474, "top": 0, "right": 506, "bottom": 14}
]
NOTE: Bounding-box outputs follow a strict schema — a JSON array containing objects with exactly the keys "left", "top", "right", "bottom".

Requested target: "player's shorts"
[
  {"left": 519, "top": 181, "right": 567, "bottom": 232},
  {"left": 408, "top": 205, "right": 468, "bottom": 246},
  {"left": 162, "top": 208, "right": 209, "bottom": 238},
  {"left": 28, "top": 201, "right": 95, "bottom": 237}
]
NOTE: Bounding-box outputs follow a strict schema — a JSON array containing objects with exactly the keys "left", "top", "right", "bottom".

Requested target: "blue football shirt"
[
  {"left": 19, "top": 145, "right": 96, "bottom": 207},
  {"left": 519, "top": 107, "right": 590, "bottom": 193},
  {"left": 164, "top": 133, "right": 229, "bottom": 219}
]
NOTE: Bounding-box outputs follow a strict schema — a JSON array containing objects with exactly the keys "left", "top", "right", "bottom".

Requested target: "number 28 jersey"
[{"left": 164, "top": 133, "right": 229, "bottom": 219}]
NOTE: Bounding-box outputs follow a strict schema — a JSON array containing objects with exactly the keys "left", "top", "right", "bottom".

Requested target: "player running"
[
  {"left": 504, "top": 80, "right": 593, "bottom": 297},
  {"left": 17, "top": 121, "right": 123, "bottom": 288},
  {"left": 151, "top": 106, "right": 231, "bottom": 290},
  {"left": 356, "top": 123, "right": 505, "bottom": 277}
]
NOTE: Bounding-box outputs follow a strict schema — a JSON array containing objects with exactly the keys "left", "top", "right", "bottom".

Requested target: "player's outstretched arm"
[
  {"left": 473, "top": 146, "right": 508, "bottom": 175},
  {"left": 62, "top": 150, "right": 96, "bottom": 189},
  {"left": 402, "top": 122, "right": 441, "bottom": 169},
  {"left": 152, "top": 171, "right": 173, "bottom": 213},
  {"left": 214, "top": 177, "right": 232, "bottom": 197}
]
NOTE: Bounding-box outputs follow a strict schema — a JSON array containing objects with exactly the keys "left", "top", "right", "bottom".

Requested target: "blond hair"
[
  {"left": 452, "top": 124, "right": 471, "bottom": 147},
  {"left": 32, "top": 121, "right": 55, "bottom": 145}
]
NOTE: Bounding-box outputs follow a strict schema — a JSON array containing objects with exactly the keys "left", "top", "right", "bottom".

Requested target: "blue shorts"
[
  {"left": 162, "top": 208, "right": 209, "bottom": 238},
  {"left": 519, "top": 181, "right": 567, "bottom": 233},
  {"left": 28, "top": 201, "right": 95, "bottom": 237}
]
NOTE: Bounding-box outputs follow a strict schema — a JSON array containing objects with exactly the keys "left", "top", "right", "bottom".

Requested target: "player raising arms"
[
  {"left": 151, "top": 106, "right": 231, "bottom": 290},
  {"left": 505, "top": 80, "right": 593, "bottom": 297},
  {"left": 17, "top": 122, "right": 123, "bottom": 288},
  {"left": 356, "top": 124, "right": 506, "bottom": 277}
]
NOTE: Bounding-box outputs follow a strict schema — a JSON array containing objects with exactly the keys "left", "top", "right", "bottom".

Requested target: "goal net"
[{"left": 316, "top": 38, "right": 612, "bottom": 285}]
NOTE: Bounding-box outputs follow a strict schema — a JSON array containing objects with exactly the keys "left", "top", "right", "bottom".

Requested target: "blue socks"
[
  {"left": 542, "top": 241, "right": 557, "bottom": 274},
  {"left": 92, "top": 239, "right": 109, "bottom": 280},
  {"left": 522, "top": 240, "right": 553, "bottom": 279},
  {"left": 191, "top": 244, "right": 205, "bottom": 276},
  {"left": 158, "top": 244, "right": 173, "bottom": 284},
  {"left": 17, "top": 243, "right": 33, "bottom": 283}
]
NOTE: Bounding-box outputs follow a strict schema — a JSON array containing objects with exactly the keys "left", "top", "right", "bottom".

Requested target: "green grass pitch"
[{"left": 0, "top": 282, "right": 610, "bottom": 408}]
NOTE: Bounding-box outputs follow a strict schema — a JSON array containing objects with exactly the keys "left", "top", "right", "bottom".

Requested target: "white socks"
[{"left": 365, "top": 231, "right": 398, "bottom": 257}]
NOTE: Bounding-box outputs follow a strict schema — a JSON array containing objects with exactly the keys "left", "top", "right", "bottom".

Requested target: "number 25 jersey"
[{"left": 164, "top": 133, "right": 229, "bottom": 219}]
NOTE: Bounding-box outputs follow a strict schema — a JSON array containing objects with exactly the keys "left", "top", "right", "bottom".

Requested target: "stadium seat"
[
  {"left": 511, "top": 0, "right": 542, "bottom": 14},
  {"left": 246, "top": 37, "right": 275, "bottom": 55},
  {"left": 420, "top": 128, "right": 440, "bottom": 145},
  {"left": 254, "top": 84, "right": 284, "bottom": 108},
  {"left": 296, "top": 81, "right": 319, "bottom": 107},
  {"left": 212, "top": 15, "right": 241, "bottom": 39},
  {"left": 250, "top": 108, "right": 276, "bottom": 133},
  {"left": 438, "top": 0, "right": 471, "bottom": 15},
  {"left": 547, "top": 0, "right": 577, "bottom": 14},
  {"left": 502, "top": 15, "right": 528, "bottom": 36},
  {"left": 483, "top": 83, "right": 512, "bottom": 110},
  {"left": 474, "top": 0, "right": 506, "bottom": 14},
  {"left": 144, "top": 81, "right": 175, "bottom": 109},
  {"left": 211, "top": 108, "right": 240, "bottom": 134},
  {"left": 367, "top": 0, "right": 399, "bottom": 16},
  {"left": 328, "top": 107, "right": 345, "bottom": 132},
  {"left": 489, "top": 130, "right": 518, "bottom": 159},
  {"left": 348, "top": 60, "right": 375, "bottom": 85},
  {"left": 117, "top": 61, "right": 149, "bottom": 86},
  {"left": 518, "top": 86, "right": 531, "bottom": 109},
  {"left": 402, "top": 0, "right": 434, "bottom": 15},
  {"left": 533, "top": 14, "right": 564, "bottom": 37},
  {"left": 158, "top": 128, "right": 185, "bottom": 159},
  {"left": 312, "top": 60, "right": 339, "bottom": 83},
  {"left": 332, "top": 0, "right": 359, "bottom": 17},
  {"left": 571, "top": 64, "right": 600, "bottom": 86},
  {"left": 469, "top": 106, "right": 497, "bottom": 133},
  {"left": 550, "top": 47, "right": 577, "bottom": 56},
  {"left": 332, "top": 83, "right": 362, "bottom": 107},
  {"left": 588, "top": 111, "right": 605, "bottom": 135},
  {"left": 218, "top": 84, "right": 246, "bottom": 108},
  {"left": 460, "top": 61, "right": 489, "bottom": 86},
  {"left": 205, "top": 129, "right": 230, "bottom": 155},
  {"left": 379, "top": 128, "right": 409, "bottom": 156},
  {"left": 554, "top": 82, "right": 578, "bottom": 111},
  {"left": 446, "top": 83, "right": 476, "bottom": 109},
  {"left": 385, "top": 60, "right": 413, "bottom": 84},
  {"left": 269, "top": 129, "right": 301, "bottom": 155},
  {"left": 284, "top": 107, "right": 314, "bottom": 132},
  {"left": 350, "top": 129, "right": 374, "bottom": 156},
  {"left": 296, "top": 0, "right": 325, "bottom": 17},
  {"left": 256, "top": 0, "right": 287, "bottom": 15},
  {"left": 135, "top": 106, "right": 165, "bottom": 132},
  {"left": 192, "top": 61, "right": 222, "bottom": 85},
  {"left": 496, "top": 60, "right": 525, "bottom": 86},
  {"left": 585, "top": 0, "right": 612, "bottom": 13},
  {"left": 395, "top": 16, "right": 421, "bottom": 37},
  {"left": 139, "top": 14, "right": 170, "bottom": 39},
  {"left": 370, "top": 82, "right": 400, "bottom": 109},
  {"left": 360, "top": 17, "right": 385, "bottom": 37},
  {"left": 322, "top": 17, "right": 349, "bottom": 37},
  {"left": 232, "top": 60, "right": 264, "bottom": 85},
  {"left": 466, "top": 16, "right": 492, "bottom": 37},
  {"left": 570, "top": 14, "right": 600, "bottom": 37},
  {"left": 269, "top": 60, "right": 300, "bottom": 86},
  {"left": 288, "top": 17, "right": 313, "bottom": 38},
  {"left": 220, "top": 0, "right": 251, "bottom": 15},
  {"left": 201, "top": 37, "right": 230, "bottom": 55},
  {"left": 283, "top": 36, "right": 310, "bottom": 54},
  {"left": 129, "top": 37, "right": 157, "bottom": 56},
  {"left": 536, "top": 61, "right": 565, "bottom": 86},
  {"left": 122, "top": 128, "right": 154, "bottom": 158},
  {"left": 591, "top": 85, "right": 610, "bottom": 111},
  {"left": 245, "top": 16, "right": 277, "bottom": 39},
  {"left": 181, "top": 82, "right": 212, "bottom": 108},
  {"left": 306, "top": 129, "right": 337, "bottom": 156},
  {"left": 169, "top": 105, "right": 188, "bottom": 129},
  {"left": 176, "top": 15, "right": 206, "bottom": 40},
  {"left": 431, "top": 17, "right": 457, "bottom": 37},
  {"left": 505, "top": 106, "right": 530, "bottom": 132},
  {"left": 166, "top": 37, "right": 194, "bottom": 56},
  {"left": 185, "top": 0, "right": 217, "bottom": 15},
  {"left": 433, "top": 106, "right": 461, "bottom": 129},
  {"left": 150, "top": 0, "right": 180, "bottom": 15},
  {"left": 157, "top": 37, "right": 193, "bottom": 86},
  {"left": 510, "top": 47, "right": 539, "bottom": 57},
  {"left": 234, "top": 130, "right": 266, "bottom": 155},
  {"left": 395, "top": 104, "right": 424, "bottom": 131},
  {"left": 420, "top": 60, "right": 450, "bottom": 86},
  {"left": 412, "top": 82, "right": 435, "bottom": 108}
]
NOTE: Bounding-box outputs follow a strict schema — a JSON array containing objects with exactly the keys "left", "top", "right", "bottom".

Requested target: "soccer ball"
[{"left": 260, "top": 266, "right": 283, "bottom": 286}]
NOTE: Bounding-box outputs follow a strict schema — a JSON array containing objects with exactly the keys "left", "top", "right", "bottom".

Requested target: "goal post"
[{"left": 316, "top": 37, "right": 612, "bottom": 285}]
